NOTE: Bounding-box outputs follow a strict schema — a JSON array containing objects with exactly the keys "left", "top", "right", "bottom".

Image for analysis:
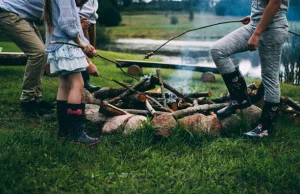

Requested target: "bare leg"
[{"left": 67, "top": 72, "right": 84, "bottom": 104}]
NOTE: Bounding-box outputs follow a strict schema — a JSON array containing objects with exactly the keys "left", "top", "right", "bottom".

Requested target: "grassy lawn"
[
  {"left": 107, "top": 13, "right": 300, "bottom": 40},
  {"left": 1, "top": 40, "right": 300, "bottom": 194}
]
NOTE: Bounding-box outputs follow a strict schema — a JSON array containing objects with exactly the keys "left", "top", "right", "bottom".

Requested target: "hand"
[
  {"left": 240, "top": 16, "right": 250, "bottom": 25},
  {"left": 83, "top": 45, "right": 98, "bottom": 58},
  {"left": 87, "top": 62, "right": 99, "bottom": 77},
  {"left": 80, "top": 18, "right": 91, "bottom": 29},
  {"left": 248, "top": 32, "right": 260, "bottom": 51}
]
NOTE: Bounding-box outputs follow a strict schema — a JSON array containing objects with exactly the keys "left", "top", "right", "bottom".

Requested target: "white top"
[{"left": 79, "top": 0, "right": 98, "bottom": 24}]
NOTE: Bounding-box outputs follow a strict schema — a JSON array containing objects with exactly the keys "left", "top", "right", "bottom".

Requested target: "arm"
[
  {"left": 94, "top": 0, "right": 98, "bottom": 11},
  {"left": 248, "top": 0, "right": 282, "bottom": 50},
  {"left": 86, "top": 56, "right": 99, "bottom": 76}
]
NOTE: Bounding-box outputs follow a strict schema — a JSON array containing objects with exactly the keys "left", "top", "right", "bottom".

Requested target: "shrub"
[
  {"left": 97, "top": 0, "right": 122, "bottom": 27},
  {"left": 170, "top": 16, "right": 178, "bottom": 25},
  {"left": 95, "top": 26, "right": 111, "bottom": 48}
]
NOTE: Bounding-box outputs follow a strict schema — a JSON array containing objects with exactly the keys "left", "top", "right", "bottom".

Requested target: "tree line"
[{"left": 100, "top": 0, "right": 300, "bottom": 27}]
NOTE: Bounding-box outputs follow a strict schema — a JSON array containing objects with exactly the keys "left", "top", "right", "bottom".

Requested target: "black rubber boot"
[
  {"left": 217, "top": 69, "right": 252, "bottom": 119},
  {"left": 66, "top": 103, "right": 100, "bottom": 145},
  {"left": 57, "top": 100, "right": 68, "bottom": 138},
  {"left": 243, "top": 101, "right": 280, "bottom": 138},
  {"left": 81, "top": 70, "right": 101, "bottom": 93}
]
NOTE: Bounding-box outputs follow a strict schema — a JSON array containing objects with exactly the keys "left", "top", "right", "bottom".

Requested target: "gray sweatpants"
[{"left": 211, "top": 24, "right": 288, "bottom": 103}]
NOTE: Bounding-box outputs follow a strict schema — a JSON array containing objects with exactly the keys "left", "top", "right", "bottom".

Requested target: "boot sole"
[{"left": 217, "top": 102, "right": 252, "bottom": 120}]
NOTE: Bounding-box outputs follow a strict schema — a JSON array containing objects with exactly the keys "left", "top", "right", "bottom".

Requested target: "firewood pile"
[{"left": 81, "top": 72, "right": 300, "bottom": 136}]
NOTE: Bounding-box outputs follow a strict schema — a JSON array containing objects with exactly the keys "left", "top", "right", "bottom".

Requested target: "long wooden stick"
[
  {"left": 171, "top": 103, "right": 228, "bottom": 120},
  {"left": 280, "top": 96, "right": 300, "bottom": 111},
  {"left": 99, "top": 101, "right": 129, "bottom": 116},
  {"left": 156, "top": 69, "right": 167, "bottom": 107},
  {"left": 108, "top": 79, "right": 147, "bottom": 104},
  {"left": 150, "top": 75, "right": 193, "bottom": 103},
  {"left": 145, "top": 100, "right": 157, "bottom": 117}
]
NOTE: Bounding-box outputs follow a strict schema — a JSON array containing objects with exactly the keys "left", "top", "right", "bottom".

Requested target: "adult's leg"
[
  {"left": 211, "top": 25, "right": 254, "bottom": 119},
  {"left": 0, "top": 13, "right": 47, "bottom": 102},
  {"left": 81, "top": 25, "right": 100, "bottom": 93}
]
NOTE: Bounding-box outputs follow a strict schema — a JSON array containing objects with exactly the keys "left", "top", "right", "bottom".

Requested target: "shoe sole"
[{"left": 217, "top": 103, "right": 252, "bottom": 120}]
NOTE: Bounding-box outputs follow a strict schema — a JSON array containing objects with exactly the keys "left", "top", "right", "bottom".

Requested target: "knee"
[{"left": 210, "top": 44, "right": 228, "bottom": 61}]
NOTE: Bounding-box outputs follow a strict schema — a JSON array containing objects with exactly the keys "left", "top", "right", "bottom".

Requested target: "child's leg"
[
  {"left": 56, "top": 75, "right": 71, "bottom": 138},
  {"left": 211, "top": 25, "right": 254, "bottom": 119},
  {"left": 57, "top": 75, "right": 71, "bottom": 101},
  {"left": 259, "top": 28, "right": 288, "bottom": 104},
  {"left": 243, "top": 28, "right": 288, "bottom": 138},
  {"left": 211, "top": 25, "right": 253, "bottom": 74},
  {"left": 66, "top": 72, "right": 84, "bottom": 104},
  {"left": 65, "top": 72, "right": 99, "bottom": 145}
]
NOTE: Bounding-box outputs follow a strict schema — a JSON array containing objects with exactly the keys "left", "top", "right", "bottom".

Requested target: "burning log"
[
  {"left": 193, "top": 99, "right": 199, "bottom": 107},
  {"left": 144, "top": 91, "right": 212, "bottom": 99},
  {"left": 248, "top": 82, "right": 264, "bottom": 104},
  {"left": 156, "top": 69, "right": 167, "bottom": 107},
  {"left": 171, "top": 103, "right": 228, "bottom": 120},
  {"left": 94, "top": 79, "right": 156, "bottom": 100},
  {"left": 153, "top": 106, "right": 174, "bottom": 113},
  {"left": 150, "top": 75, "right": 193, "bottom": 103},
  {"left": 107, "top": 78, "right": 154, "bottom": 104},
  {"left": 94, "top": 87, "right": 127, "bottom": 100},
  {"left": 99, "top": 101, "right": 129, "bottom": 116},
  {"left": 122, "top": 109, "right": 168, "bottom": 116},
  {"left": 280, "top": 96, "right": 300, "bottom": 111},
  {"left": 107, "top": 79, "right": 147, "bottom": 104},
  {"left": 81, "top": 89, "right": 102, "bottom": 105},
  {"left": 145, "top": 100, "right": 157, "bottom": 117},
  {"left": 123, "top": 93, "right": 147, "bottom": 104},
  {"left": 177, "top": 98, "right": 193, "bottom": 109}
]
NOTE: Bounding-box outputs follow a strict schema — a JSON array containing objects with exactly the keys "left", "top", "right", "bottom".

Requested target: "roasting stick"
[
  {"left": 156, "top": 69, "right": 168, "bottom": 107},
  {"left": 143, "top": 21, "right": 300, "bottom": 60}
]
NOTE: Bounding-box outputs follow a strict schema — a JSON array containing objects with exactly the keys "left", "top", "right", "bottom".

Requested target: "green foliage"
[
  {"left": 98, "top": 0, "right": 122, "bottom": 27},
  {"left": 170, "top": 16, "right": 178, "bottom": 25},
  {"left": 95, "top": 26, "right": 111, "bottom": 48},
  {"left": 189, "top": 10, "right": 194, "bottom": 22}
]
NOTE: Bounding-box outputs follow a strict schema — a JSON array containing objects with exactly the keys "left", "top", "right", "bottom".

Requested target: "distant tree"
[
  {"left": 97, "top": 0, "right": 122, "bottom": 26},
  {"left": 215, "top": 0, "right": 251, "bottom": 16},
  {"left": 118, "top": 0, "right": 133, "bottom": 7}
]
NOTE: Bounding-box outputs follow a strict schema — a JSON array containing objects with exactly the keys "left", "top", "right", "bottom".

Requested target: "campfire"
[{"left": 81, "top": 70, "right": 300, "bottom": 136}]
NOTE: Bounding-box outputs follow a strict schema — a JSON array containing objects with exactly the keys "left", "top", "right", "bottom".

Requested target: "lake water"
[{"left": 108, "top": 38, "right": 265, "bottom": 78}]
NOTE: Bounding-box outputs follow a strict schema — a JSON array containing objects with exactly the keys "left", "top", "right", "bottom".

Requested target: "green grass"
[
  {"left": 107, "top": 13, "right": 300, "bottom": 40},
  {"left": 0, "top": 41, "right": 300, "bottom": 193}
]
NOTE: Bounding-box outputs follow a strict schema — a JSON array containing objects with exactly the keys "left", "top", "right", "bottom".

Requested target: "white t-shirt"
[{"left": 79, "top": 0, "right": 98, "bottom": 24}]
